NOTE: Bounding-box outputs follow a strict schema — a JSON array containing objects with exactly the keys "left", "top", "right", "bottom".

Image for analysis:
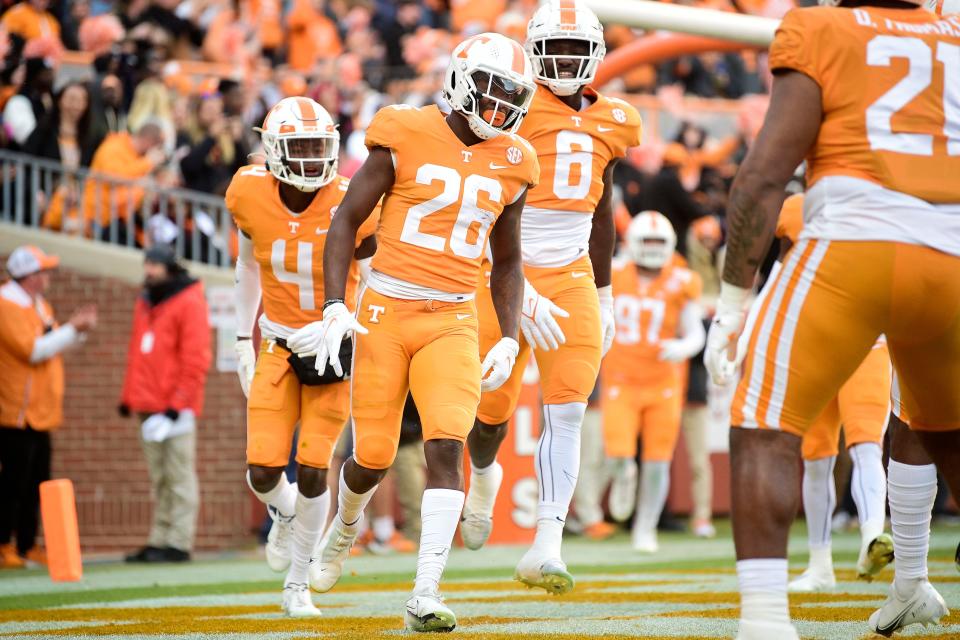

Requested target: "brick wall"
[{"left": 7, "top": 259, "right": 252, "bottom": 552}]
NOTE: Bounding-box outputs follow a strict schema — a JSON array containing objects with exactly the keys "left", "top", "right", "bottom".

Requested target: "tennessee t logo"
[
  {"left": 368, "top": 304, "right": 385, "bottom": 324},
  {"left": 571, "top": 116, "right": 582, "bottom": 127},
  {"left": 461, "top": 150, "right": 473, "bottom": 163},
  {"left": 288, "top": 221, "right": 300, "bottom": 234}
]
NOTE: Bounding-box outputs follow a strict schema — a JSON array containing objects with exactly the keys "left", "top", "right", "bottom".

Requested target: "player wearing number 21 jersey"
[
  {"left": 285, "top": 33, "right": 538, "bottom": 632},
  {"left": 227, "top": 97, "right": 378, "bottom": 618},
  {"left": 703, "top": 1, "right": 960, "bottom": 638},
  {"left": 462, "top": 0, "right": 642, "bottom": 596}
]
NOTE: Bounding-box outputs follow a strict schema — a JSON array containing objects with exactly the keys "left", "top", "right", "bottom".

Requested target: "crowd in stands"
[{"left": 0, "top": 0, "right": 794, "bottom": 254}]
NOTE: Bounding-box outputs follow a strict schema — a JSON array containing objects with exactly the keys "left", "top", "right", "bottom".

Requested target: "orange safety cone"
[{"left": 39, "top": 479, "right": 82, "bottom": 582}]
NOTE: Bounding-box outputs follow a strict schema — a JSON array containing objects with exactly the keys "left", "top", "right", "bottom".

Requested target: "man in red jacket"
[{"left": 119, "top": 245, "right": 211, "bottom": 563}]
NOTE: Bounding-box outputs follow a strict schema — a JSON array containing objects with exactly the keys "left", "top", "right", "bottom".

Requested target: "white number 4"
[{"left": 866, "top": 35, "right": 960, "bottom": 156}]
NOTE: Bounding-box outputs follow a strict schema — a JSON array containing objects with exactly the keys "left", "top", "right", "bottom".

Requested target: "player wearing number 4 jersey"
[
  {"left": 286, "top": 33, "right": 538, "bottom": 633},
  {"left": 702, "top": 0, "right": 960, "bottom": 638},
  {"left": 462, "top": 0, "right": 642, "bottom": 596},
  {"left": 227, "top": 97, "right": 379, "bottom": 618}
]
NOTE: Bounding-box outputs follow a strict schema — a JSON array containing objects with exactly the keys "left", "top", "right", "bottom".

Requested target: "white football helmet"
[
  {"left": 255, "top": 97, "right": 339, "bottom": 192},
  {"left": 626, "top": 211, "right": 677, "bottom": 270},
  {"left": 444, "top": 32, "right": 536, "bottom": 140},
  {"left": 924, "top": 0, "right": 960, "bottom": 14},
  {"left": 525, "top": 0, "right": 606, "bottom": 97}
]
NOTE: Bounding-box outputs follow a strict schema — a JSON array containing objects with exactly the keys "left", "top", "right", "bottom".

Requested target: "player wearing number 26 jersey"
[
  {"left": 703, "top": 1, "right": 960, "bottom": 638},
  {"left": 288, "top": 33, "right": 539, "bottom": 632},
  {"left": 463, "top": 0, "right": 642, "bottom": 597},
  {"left": 228, "top": 97, "right": 379, "bottom": 619}
]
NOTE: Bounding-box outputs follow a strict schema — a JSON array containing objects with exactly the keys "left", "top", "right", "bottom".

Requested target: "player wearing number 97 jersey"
[
  {"left": 463, "top": 0, "right": 642, "bottom": 597},
  {"left": 701, "top": 1, "right": 960, "bottom": 638},
  {"left": 292, "top": 32, "right": 538, "bottom": 632},
  {"left": 227, "top": 97, "right": 379, "bottom": 618}
]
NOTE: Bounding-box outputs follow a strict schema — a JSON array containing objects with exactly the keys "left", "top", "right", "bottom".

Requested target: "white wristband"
[
  {"left": 717, "top": 281, "right": 751, "bottom": 313},
  {"left": 596, "top": 284, "right": 612, "bottom": 305}
]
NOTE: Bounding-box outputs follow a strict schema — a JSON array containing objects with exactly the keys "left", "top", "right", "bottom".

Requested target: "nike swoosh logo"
[
  {"left": 316, "top": 228, "right": 328, "bottom": 235},
  {"left": 571, "top": 271, "right": 589, "bottom": 278},
  {"left": 598, "top": 126, "right": 614, "bottom": 132},
  {"left": 876, "top": 606, "right": 912, "bottom": 635},
  {"left": 457, "top": 313, "right": 472, "bottom": 320},
  {"left": 489, "top": 163, "right": 508, "bottom": 170}
]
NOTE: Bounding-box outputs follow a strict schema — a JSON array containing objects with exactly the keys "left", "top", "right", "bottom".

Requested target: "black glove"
[
  {"left": 164, "top": 408, "right": 180, "bottom": 421},
  {"left": 118, "top": 404, "right": 131, "bottom": 418}
]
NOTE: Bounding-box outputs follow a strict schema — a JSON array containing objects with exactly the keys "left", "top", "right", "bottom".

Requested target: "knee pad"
[{"left": 354, "top": 432, "right": 398, "bottom": 470}]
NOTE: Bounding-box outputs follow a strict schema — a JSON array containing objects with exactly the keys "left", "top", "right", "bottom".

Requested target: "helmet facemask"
[
  {"left": 457, "top": 69, "right": 535, "bottom": 140},
  {"left": 528, "top": 36, "right": 603, "bottom": 96},
  {"left": 261, "top": 131, "right": 339, "bottom": 192}
]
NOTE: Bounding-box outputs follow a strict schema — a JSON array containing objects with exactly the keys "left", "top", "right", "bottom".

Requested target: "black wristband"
[
  {"left": 236, "top": 335, "right": 251, "bottom": 340},
  {"left": 164, "top": 408, "right": 180, "bottom": 421},
  {"left": 323, "top": 298, "right": 345, "bottom": 312}
]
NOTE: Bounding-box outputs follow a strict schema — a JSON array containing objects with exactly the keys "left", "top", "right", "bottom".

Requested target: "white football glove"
[
  {"left": 234, "top": 339, "right": 256, "bottom": 397},
  {"left": 598, "top": 285, "right": 615, "bottom": 357},
  {"left": 480, "top": 337, "right": 520, "bottom": 392},
  {"left": 520, "top": 280, "right": 569, "bottom": 351},
  {"left": 141, "top": 413, "right": 174, "bottom": 443},
  {"left": 704, "top": 283, "right": 750, "bottom": 386},
  {"left": 287, "top": 301, "right": 367, "bottom": 377},
  {"left": 658, "top": 339, "right": 692, "bottom": 363}
]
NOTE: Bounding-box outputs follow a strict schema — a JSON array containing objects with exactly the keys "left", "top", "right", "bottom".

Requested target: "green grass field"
[{"left": 1, "top": 523, "right": 958, "bottom": 639}]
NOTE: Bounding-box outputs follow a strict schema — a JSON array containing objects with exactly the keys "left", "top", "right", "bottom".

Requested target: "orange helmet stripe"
[
  {"left": 559, "top": 0, "right": 577, "bottom": 28},
  {"left": 295, "top": 97, "right": 319, "bottom": 130},
  {"left": 509, "top": 39, "right": 526, "bottom": 75}
]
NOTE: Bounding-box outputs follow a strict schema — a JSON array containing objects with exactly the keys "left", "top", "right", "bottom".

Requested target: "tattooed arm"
[{"left": 722, "top": 71, "right": 822, "bottom": 288}]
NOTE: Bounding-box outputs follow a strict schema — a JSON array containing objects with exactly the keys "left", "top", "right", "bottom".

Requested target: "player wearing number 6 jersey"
[
  {"left": 286, "top": 33, "right": 538, "bottom": 632},
  {"left": 227, "top": 97, "right": 379, "bottom": 618},
  {"left": 461, "top": 0, "right": 642, "bottom": 595},
  {"left": 701, "top": 0, "right": 960, "bottom": 638}
]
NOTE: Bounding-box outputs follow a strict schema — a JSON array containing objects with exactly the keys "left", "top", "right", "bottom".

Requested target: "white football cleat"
[
  {"left": 608, "top": 459, "right": 638, "bottom": 522},
  {"left": 265, "top": 508, "right": 295, "bottom": 572},
  {"left": 460, "top": 511, "right": 493, "bottom": 551},
  {"left": 868, "top": 580, "right": 949, "bottom": 637},
  {"left": 404, "top": 588, "right": 457, "bottom": 632},
  {"left": 308, "top": 516, "right": 361, "bottom": 593},
  {"left": 857, "top": 532, "right": 894, "bottom": 582},
  {"left": 692, "top": 520, "right": 716, "bottom": 539},
  {"left": 281, "top": 583, "right": 322, "bottom": 618},
  {"left": 631, "top": 528, "right": 658, "bottom": 553},
  {"left": 514, "top": 550, "right": 575, "bottom": 595},
  {"left": 788, "top": 568, "right": 836, "bottom": 593},
  {"left": 736, "top": 620, "right": 800, "bottom": 640}
]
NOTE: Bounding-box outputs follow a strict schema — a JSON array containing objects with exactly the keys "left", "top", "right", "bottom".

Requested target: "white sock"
[
  {"left": 634, "top": 460, "right": 670, "bottom": 535},
  {"left": 373, "top": 515, "right": 395, "bottom": 542},
  {"left": 737, "top": 558, "right": 791, "bottom": 626},
  {"left": 801, "top": 456, "right": 836, "bottom": 549},
  {"left": 807, "top": 545, "right": 833, "bottom": 574},
  {"left": 413, "top": 488, "right": 465, "bottom": 594},
  {"left": 465, "top": 461, "right": 503, "bottom": 518},
  {"left": 285, "top": 490, "right": 329, "bottom": 586},
  {"left": 338, "top": 463, "right": 377, "bottom": 529},
  {"left": 247, "top": 470, "right": 297, "bottom": 517},
  {"left": 888, "top": 460, "right": 937, "bottom": 598},
  {"left": 533, "top": 402, "right": 585, "bottom": 556},
  {"left": 848, "top": 443, "right": 886, "bottom": 543}
]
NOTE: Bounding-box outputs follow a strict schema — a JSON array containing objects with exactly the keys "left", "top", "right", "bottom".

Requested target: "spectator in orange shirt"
[
  {"left": 83, "top": 120, "right": 166, "bottom": 245},
  {"left": 1, "top": 0, "right": 60, "bottom": 44},
  {"left": 0, "top": 246, "right": 97, "bottom": 569},
  {"left": 287, "top": 0, "right": 342, "bottom": 72}
]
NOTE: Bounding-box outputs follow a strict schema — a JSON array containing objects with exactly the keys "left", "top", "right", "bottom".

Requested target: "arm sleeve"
[
  {"left": 170, "top": 290, "right": 212, "bottom": 412},
  {"left": 672, "top": 300, "right": 706, "bottom": 359},
  {"left": 29, "top": 325, "right": 80, "bottom": 364},
  {"left": 768, "top": 9, "right": 821, "bottom": 81},
  {"left": 364, "top": 107, "right": 401, "bottom": 151},
  {"left": 234, "top": 232, "right": 261, "bottom": 338}
]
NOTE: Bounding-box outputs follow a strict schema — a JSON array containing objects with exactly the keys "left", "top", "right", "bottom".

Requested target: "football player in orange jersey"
[
  {"left": 460, "top": 0, "right": 642, "bottom": 595},
  {"left": 703, "top": 0, "right": 960, "bottom": 635},
  {"left": 285, "top": 33, "right": 538, "bottom": 632},
  {"left": 228, "top": 97, "right": 378, "bottom": 618},
  {"left": 737, "top": 194, "right": 893, "bottom": 594},
  {"left": 601, "top": 212, "right": 705, "bottom": 553}
]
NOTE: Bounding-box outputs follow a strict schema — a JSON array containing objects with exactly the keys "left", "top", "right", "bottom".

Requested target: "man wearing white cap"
[{"left": 0, "top": 245, "right": 97, "bottom": 569}]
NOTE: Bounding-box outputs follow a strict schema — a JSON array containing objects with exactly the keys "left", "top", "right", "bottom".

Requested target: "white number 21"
[{"left": 866, "top": 35, "right": 960, "bottom": 156}]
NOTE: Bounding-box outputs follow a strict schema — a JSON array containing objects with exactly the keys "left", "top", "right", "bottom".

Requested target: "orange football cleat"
[
  {"left": 583, "top": 521, "right": 617, "bottom": 541},
  {"left": 0, "top": 543, "right": 25, "bottom": 569},
  {"left": 23, "top": 547, "right": 47, "bottom": 565}
]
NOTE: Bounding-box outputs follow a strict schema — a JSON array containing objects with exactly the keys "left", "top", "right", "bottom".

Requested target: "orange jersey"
[
  {"left": 776, "top": 193, "right": 804, "bottom": 244},
  {"left": 365, "top": 104, "right": 539, "bottom": 295},
  {"left": 226, "top": 166, "right": 378, "bottom": 330},
  {"left": 517, "top": 86, "right": 642, "bottom": 267},
  {"left": 605, "top": 259, "right": 703, "bottom": 386},
  {"left": 770, "top": 7, "right": 960, "bottom": 203}
]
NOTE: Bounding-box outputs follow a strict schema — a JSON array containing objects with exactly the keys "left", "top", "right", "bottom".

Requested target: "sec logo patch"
[
  {"left": 612, "top": 108, "right": 627, "bottom": 124},
  {"left": 506, "top": 146, "right": 523, "bottom": 165}
]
